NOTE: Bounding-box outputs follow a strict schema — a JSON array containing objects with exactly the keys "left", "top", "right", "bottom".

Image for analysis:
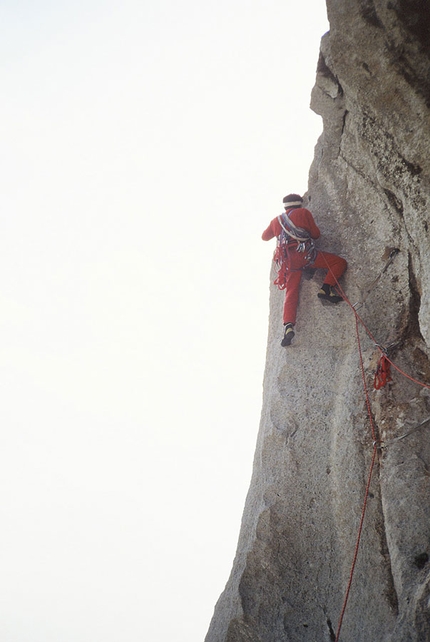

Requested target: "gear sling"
[{"left": 273, "top": 209, "right": 317, "bottom": 290}]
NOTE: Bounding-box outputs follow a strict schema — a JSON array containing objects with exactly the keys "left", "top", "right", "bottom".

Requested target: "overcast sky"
[{"left": 0, "top": 2, "right": 329, "bottom": 641}]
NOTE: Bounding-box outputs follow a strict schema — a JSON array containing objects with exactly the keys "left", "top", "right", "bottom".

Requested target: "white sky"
[{"left": 0, "top": 2, "right": 329, "bottom": 641}]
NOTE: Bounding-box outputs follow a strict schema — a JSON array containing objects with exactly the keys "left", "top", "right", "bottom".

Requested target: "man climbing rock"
[{"left": 262, "top": 194, "right": 347, "bottom": 347}]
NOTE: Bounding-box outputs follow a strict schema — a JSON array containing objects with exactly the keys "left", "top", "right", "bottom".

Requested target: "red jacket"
[{"left": 262, "top": 207, "right": 321, "bottom": 241}]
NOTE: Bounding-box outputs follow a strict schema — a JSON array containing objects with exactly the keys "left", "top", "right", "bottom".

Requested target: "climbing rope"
[
  {"left": 317, "top": 251, "right": 430, "bottom": 641},
  {"left": 383, "top": 355, "right": 430, "bottom": 391},
  {"left": 320, "top": 252, "right": 430, "bottom": 392},
  {"left": 334, "top": 445, "right": 378, "bottom": 642},
  {"left": 334, "top": 314, "right": 379, "bottom": 642}
]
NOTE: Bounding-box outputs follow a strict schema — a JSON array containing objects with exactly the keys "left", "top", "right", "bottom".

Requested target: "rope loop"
[{"left": 373, "top": 354, "right": 392, "bottom": 390}]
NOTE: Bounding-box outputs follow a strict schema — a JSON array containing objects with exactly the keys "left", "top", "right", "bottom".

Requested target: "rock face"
[{"left": 205, "top": 2, "right": 430, "bottom": 641}]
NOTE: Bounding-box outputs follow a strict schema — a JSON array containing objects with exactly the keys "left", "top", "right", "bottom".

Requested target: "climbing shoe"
[
  {"left": 281, "top": 323, "right": 295, "bottom": 347},
  {"left": 317, "top": 284, "right": 343, "bottom": 304}
]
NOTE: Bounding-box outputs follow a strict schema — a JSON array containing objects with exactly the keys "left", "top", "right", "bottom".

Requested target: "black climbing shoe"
[
  {"left": 317, "top": 285, "right": 343, "bottom": 304},
  {"left": 281, "top": 324, "right": 295, "bottom": 347}
]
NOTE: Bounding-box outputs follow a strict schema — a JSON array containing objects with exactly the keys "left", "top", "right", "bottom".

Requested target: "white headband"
[{"left": 283, "top": 200, "right": 303, "bottom": 208}]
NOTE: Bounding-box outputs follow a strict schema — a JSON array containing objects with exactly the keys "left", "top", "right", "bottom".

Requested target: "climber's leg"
[
  {"left": 282, "top": 269, "right": 302, "bottom": 325},
  {"left": 313, "top": 251, "right": 347, "bottom": 303}
]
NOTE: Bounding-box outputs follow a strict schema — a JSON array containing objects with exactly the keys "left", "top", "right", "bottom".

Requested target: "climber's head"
[{"left": 283, "top": 194, "right": 303, "bottom": 209}]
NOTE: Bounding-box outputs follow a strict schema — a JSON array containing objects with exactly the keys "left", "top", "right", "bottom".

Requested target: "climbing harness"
[
  {"left": 273, "top": 210, "right": 317, "bottom": 290},
  {"left": 317, "top": 252, "right": 430, "bottom": 642}
]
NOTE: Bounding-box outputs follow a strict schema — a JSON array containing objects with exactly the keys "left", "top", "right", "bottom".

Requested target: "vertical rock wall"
[{"left": 206, "top": 2, "right": 430, "bottom": 640}]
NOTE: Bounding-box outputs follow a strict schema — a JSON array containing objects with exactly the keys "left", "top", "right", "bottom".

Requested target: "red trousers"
[{"left": 282, "top": 250, "right": 347, "bottom": 324}]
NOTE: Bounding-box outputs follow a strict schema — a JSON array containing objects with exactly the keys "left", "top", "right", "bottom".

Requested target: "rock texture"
[{"left": 205, "top": 1, "right": 430, "bottom": 641}]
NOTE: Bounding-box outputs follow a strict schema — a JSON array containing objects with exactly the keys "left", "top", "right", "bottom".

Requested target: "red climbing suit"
[{"left": 262, "top": 207, "right": 347, "bottom": 325}]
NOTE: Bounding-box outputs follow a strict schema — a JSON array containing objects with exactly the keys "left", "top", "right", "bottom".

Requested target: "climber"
[{"left": 262, "top": 194, "right": 347, "bottom": 347}]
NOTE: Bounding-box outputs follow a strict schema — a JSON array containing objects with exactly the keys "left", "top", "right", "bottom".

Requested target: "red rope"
[
  {"left": 316, "top": 252, "right": 429, "bottom": 639},
  {"left": 386, "top": 357, "right": 430, "bottom": 390},
  {"left": 319, "top": 253, "right": 430, "bottom": 391},
  {"left": 334, "top": 445, "right": 378, "bottom": 642},
  {"left": 302, "top": 250, "right": 430, "bottom": 640},
  {"left": 354, "top": 315, "right": 378, "bottom": 442},
  {"left": 334, "top": 314, "right": 380, "bottom": 641}
]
